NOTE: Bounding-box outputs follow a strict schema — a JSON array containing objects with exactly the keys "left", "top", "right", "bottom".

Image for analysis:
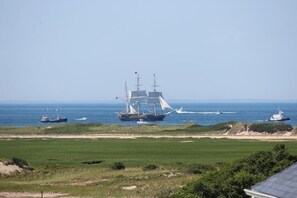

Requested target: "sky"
[{"left": 0, "top": 0, "right": 297, "bottom": 103}]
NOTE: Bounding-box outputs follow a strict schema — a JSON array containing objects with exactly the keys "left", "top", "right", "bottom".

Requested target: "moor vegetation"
[
  {"left": 170, "top": 144, "right": 297, "bottom": 198},
  {"left": 0, "top": 121, "right": 295, "bottom": 136},
  {"left": 249, "top": 122, "right": 293, "bottom": 133}
]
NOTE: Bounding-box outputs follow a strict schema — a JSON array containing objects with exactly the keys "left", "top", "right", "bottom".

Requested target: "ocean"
[{"left": 0, "top": 103, "right": 296, "bottom": 127}]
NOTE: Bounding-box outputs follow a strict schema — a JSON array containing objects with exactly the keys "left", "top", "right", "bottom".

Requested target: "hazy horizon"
[
  {"left": 1, "top": 1, "right": 297, "bottom": 102},
  {"left": 1, "top": 99, "right": 297, "bottom": 104}
]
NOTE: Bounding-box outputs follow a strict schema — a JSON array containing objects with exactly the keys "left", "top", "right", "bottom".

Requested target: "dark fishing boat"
[{"left": 40, "top": 107, "right": 68, "bottom": 123}]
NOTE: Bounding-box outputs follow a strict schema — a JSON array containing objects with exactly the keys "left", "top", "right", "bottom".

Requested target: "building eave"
[{"left": 244, "top": 189, "right": 278, "bottom": 198}]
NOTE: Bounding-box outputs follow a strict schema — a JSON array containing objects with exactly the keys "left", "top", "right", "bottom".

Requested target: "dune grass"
[{"left": 0, "top": 122, "right": 234, "bottom": 135}]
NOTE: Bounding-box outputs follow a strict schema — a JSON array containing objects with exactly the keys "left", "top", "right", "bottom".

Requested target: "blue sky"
[{"left": 0, "top": 0, "right": 296, "bottom": 102}]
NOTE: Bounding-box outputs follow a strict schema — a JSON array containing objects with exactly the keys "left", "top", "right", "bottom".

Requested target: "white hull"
[{"left": 269, "top": 110, "right": 290, "bottom": 121}]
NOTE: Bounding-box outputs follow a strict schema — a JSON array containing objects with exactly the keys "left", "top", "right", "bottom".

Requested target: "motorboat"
[
  {"left": 137, "top": 119, "right": 149, "bottom": 125},
  {"left": 269, "top": 110, "right": 290, "bottom": 121},
  {"left": 214, "top": 110, "right": 223, "bottom": 115}
]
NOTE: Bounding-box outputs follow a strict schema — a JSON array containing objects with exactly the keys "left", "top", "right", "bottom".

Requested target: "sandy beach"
[{"left": 0, "top": 133, "right": 296, "bottom": 141}]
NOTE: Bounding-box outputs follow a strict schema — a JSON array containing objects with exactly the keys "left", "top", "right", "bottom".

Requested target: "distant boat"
[
  {"left": 76, "top": 117, "right": 87, "bottom": 121},
  {"left": 214, "top": 110, "right": 223, "bottom": 115},
  {"left": 175, "top": 107, "right": 184, "bottom": 114},
  {"left": 136, "top": 119, "right": 149, "bottom": 125},
  {"left": 174, "top": 108, "right": 223, "bottom": 114},
  {"left": 40, "top": 107, "right": 67, "bottom": 123},
  {"left": 269, "top": 110, "right": 290, "bottom": 121}
]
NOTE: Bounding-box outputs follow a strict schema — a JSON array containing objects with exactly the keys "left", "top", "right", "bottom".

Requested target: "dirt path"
[
  {"left": 0, "top": 133, "right": 296, "bottom": 141},
  {"left": 0, "top": 192, "right": 70, "bottom": 198}
]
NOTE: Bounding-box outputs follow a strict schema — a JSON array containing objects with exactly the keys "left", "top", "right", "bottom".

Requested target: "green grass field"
[
  {"left": 2, "top": 138, "right": 297, "bottom": 168},
  {"left": 1, "top": 137, "right": 297, "bottom": 197}
]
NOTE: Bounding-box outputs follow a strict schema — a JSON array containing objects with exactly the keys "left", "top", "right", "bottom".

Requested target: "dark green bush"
[
  {"left": 171, "top": 144, "right": 297, "bottom": 198},
  {"left": 143, "top": 164, "right": 158, "bottom": 171},
  {"left": 82, "top": 160, "right": 104, "bottom": 164},
  {"left": 185, "top": 163, "right": 213, "bottom": 174},
  {"left": 110, "top": 162, "right": 125, "bottom": 170},
  {"left": 12, "top": 157, "right": 28, "bottom": 168},
  {"left": 249, "top": 123, "right": 293, "bottom": 133}
]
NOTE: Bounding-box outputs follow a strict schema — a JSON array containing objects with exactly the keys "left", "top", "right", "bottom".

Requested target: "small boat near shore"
[
  {"left": 76, "top": 117, "right": 87, "bottom": 121},
  {"left": 268, "top": 110, "right": 290, "bottom": 122},
  {"left": 137, "top": 119, "right": 149, "bottom": 124},
  {"left": 40, "top": 108, "right": 68, "bottom": 123}
]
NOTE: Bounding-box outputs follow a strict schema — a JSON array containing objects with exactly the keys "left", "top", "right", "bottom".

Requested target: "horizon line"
[{"left": 1, "top": 99, "right": 297, "bottom": 104}]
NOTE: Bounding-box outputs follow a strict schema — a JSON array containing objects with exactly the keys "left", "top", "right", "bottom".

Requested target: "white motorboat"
[
  {"left": 214, "top": 110, "right": 223, "bottom": 115},
  {"left": 137, "top": 119, "right": 151, "bottom": 125},
  {"left": 269, "top": 110, "right": 290, "bottom": 121}
]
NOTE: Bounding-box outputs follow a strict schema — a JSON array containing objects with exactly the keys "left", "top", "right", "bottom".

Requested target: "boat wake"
[
  {"left": 175, "top": 108, "right": 236, "bottom": 115},
  {"left": 76, "top": 117, "right": 87, "bottom": 121}
]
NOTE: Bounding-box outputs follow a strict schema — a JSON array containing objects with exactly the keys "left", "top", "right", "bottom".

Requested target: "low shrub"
[
  {"left": 12, "top": 157, "right": 28, "bottom": 168},
  {"left": 143, "top": 164, "right": 158, "bottom": 171},
  {"left": 110, "top": 162, "right": 125, "bottom": 170},
  {"left": 82, "top": 160, "right": 104, "bottom": 164},
  {"left": 185, "top": 163, "right": 213, "bottom": 174}
]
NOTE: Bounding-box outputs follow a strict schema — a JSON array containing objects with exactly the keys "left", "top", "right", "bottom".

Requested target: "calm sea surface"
[{"left": 0, "top": 103, "right": 296, "bottom": 127}]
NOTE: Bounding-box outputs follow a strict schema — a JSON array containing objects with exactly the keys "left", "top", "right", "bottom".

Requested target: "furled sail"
[
  {"left": 148, "top": 91, "right": 163, "bottom": 104},
  {"left": 129, "top": 105, "right": 138, "bottom": 114},
  {"left": 129, "top": 90, "right": 148, "bottom": 104},
  {"left": 159, "top": 96, "right": 173, "bottom": 111}
]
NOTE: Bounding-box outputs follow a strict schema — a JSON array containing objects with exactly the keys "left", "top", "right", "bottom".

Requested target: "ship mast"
[
  {"left": 152, "top": 74, "right": 158, "bottom": 115},
  {"left": 135, "top": 72, "right": 141, "bottom": 114},
  {"left": 56, "top": 106, "right": 59, "bottom": 118},
  {"left": 125, "top": 81, "right": 129, "bottom": 113},
  {"left": 135, "top": 72, "right": 141, "bottom": 91},
  {"left": 153, "top": 73, "right": 159, "bottom": 91}
]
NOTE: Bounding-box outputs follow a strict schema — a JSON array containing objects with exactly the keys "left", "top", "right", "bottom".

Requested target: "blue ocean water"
[{"left": 0, "top": 103, "right": 296, "bottom": 127}]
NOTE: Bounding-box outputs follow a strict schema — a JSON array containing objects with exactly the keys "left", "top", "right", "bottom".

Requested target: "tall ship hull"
[
  {"left": 118, "top": 113, "right": 166, "bottom": 121},
  {"left": 117, "top": 73, "right": 173, "bottom": 122}
]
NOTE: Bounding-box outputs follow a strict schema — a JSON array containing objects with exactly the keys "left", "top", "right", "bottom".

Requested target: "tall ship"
[{"left": 117, "top": 72, "right": 173, "bottom": 121}]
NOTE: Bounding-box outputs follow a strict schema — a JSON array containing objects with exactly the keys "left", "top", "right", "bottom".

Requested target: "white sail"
[
  {"left": 148, "top": 91, "right": 163, "bottom": 104},
  {"left": 129, "top": 90, "right": 148, "bottom": 104},
  {"left": 129, "top": 105, "right": 138, "bottom": 114},
  {"left": 159, "top": 96, "right": 173, "bottom": 111}
]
